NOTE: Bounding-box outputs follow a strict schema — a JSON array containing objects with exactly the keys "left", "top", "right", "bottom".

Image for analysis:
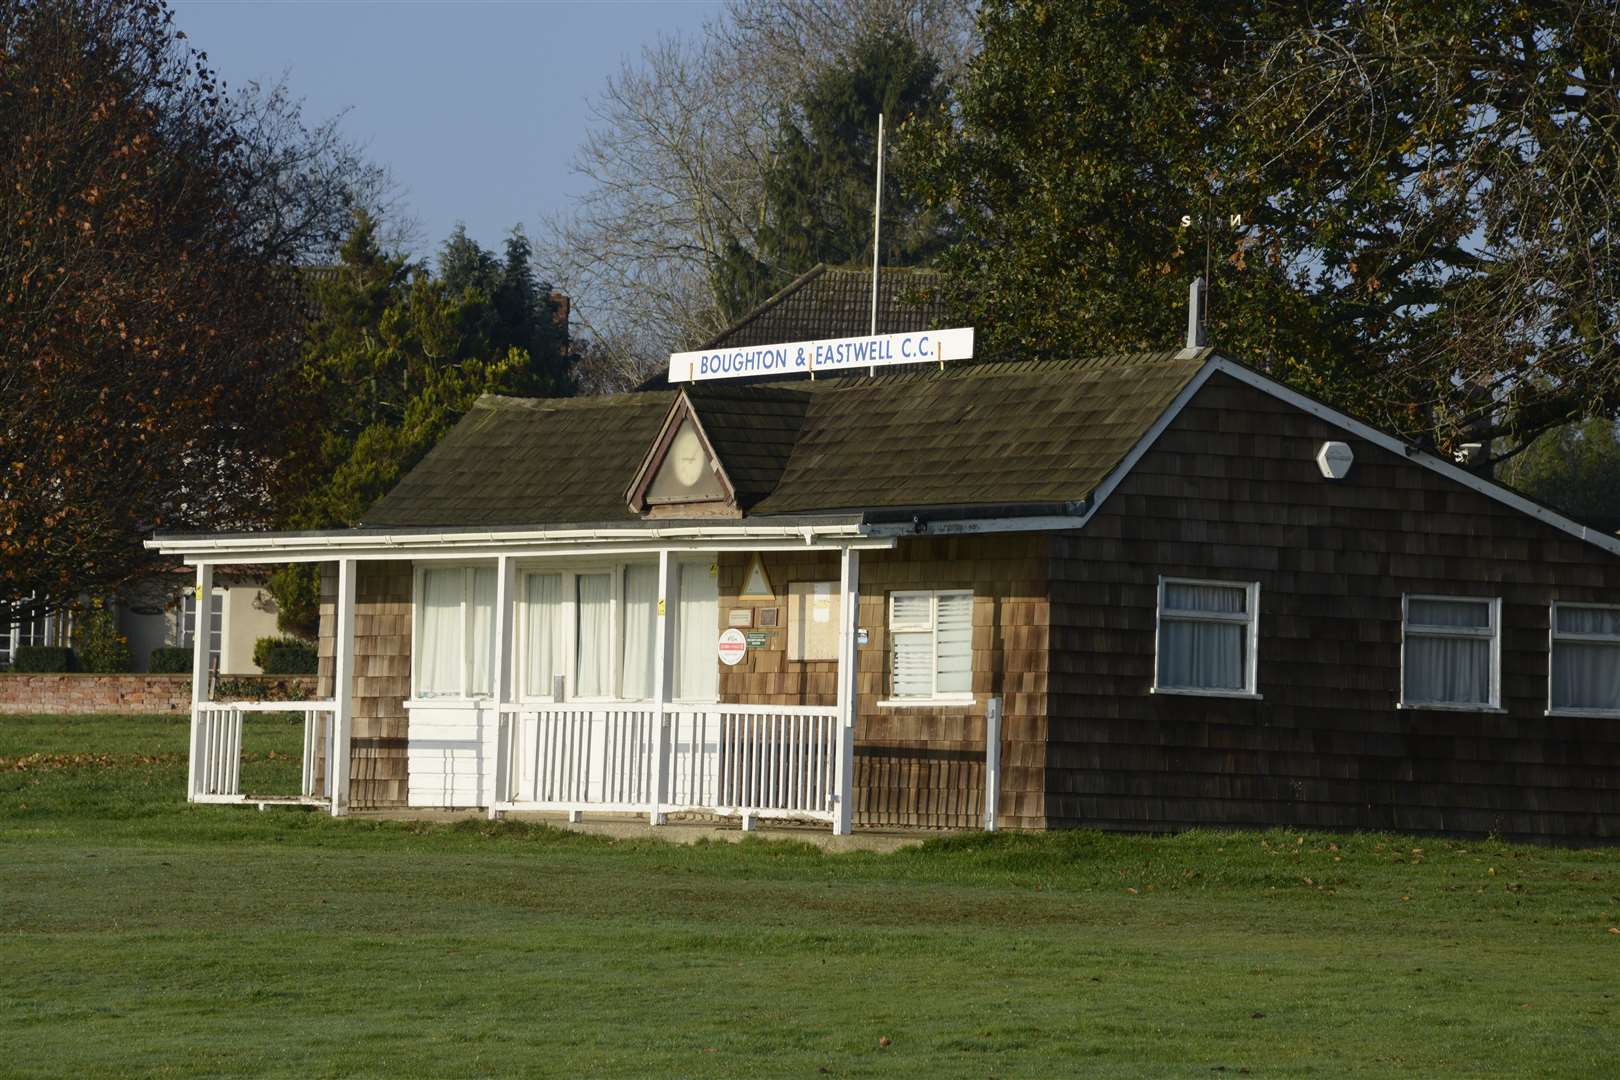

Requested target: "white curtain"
[
  {"left": 1158, "top": 584, "right": 1246, "bottom": 690},
  {"left": 1404, "top": 636, "right": 1491, "bottom": 705},
  {"left": 419, "top": 568, "right": 464, "bottom": 697},
  {"left": 675, "top": 562, "right": 718, "bottom": 700},
  {"left": 620, "top": 564, "right": 658, "bottom": 700},
  {"left": 1552, "top": 607, "right": 1620, "bottom": 711},
  {"left": 1403, "top": 598, "right": 1491, "bottom": 705},
  {"left": 575, "top": 573, "right": 613, "bottom": 697},
  {"left": 525, "top": 573, "right": 561, "bottom": 698},
  {"left": 467, "top": 567, "right": 496, "bottom": 697}
]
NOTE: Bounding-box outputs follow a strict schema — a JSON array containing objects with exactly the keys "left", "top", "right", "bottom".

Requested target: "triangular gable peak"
[{"left": 626, "top": 390, "right": 740, "bottom": 518}]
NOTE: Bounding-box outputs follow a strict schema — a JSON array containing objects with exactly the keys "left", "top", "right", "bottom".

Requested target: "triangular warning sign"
[{"left": 739, "top": 553, "right": 774, "bottom": 600}]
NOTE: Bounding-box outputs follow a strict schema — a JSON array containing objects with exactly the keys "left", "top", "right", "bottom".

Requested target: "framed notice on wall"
[{"left": 787, "top": 581, "right": 839, "bottom": 661}]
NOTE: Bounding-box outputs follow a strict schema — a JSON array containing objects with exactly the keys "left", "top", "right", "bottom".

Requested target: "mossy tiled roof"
[
  {"left": 363, "top": 350, "right": 1210, "bottom": 527},
  {"left": 363, "top": 392, "right": 673, "bottom": 527}
]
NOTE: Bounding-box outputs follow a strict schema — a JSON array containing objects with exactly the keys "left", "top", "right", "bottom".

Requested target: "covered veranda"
[{"left": 146, "top": 520, "right": 895, "bottom": 834}]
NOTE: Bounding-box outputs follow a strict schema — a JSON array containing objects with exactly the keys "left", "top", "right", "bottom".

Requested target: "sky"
[{"left": 171, "top": 0, "right": 720, "bottom": 264}]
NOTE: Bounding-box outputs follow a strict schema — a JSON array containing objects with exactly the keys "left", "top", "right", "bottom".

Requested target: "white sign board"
[
  {"left": 668, "top": 327, "right": 975, "bottom": 383},
  {"left": 717, "top": 628, "right": 748, "bottom": 666}
]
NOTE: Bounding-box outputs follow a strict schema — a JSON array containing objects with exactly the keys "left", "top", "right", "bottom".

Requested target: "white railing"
[
  {"left": 496, "top": 703, "right": 843, "bottom": 824},
  {"left": 190, "top": 701, "right": 337, "bottom": 805}
]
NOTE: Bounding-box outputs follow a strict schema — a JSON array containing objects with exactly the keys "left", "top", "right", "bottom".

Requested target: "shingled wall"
[
  {"left": 1047, "top": 371, "right": 1620, "bottom": 841},
  {"left": 318, "top": 561, "right": 412, "bottom": 809},
  {"left": 717, "top": 534, "right": 1048, "bottom": 830}
]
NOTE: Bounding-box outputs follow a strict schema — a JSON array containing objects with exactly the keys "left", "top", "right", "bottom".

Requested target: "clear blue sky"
[{"left": 171, "top": 0, "right": 720, "bottom": 263}]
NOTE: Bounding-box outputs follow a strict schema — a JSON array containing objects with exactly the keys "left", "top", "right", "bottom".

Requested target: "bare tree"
[
  {"left": 543, "top": 0, "right": 976, "bottom": 391},
  {"left": 1244, "top": 1, "right": 1620, "bottom": 453}
]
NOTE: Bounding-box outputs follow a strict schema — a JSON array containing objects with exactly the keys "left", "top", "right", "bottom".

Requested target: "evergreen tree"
[
  {"left": 712, "top": 29, "right": 953, "bottom": 321},
  {"left": 269, "top": 214, "right": 574, "bottom": 634}
]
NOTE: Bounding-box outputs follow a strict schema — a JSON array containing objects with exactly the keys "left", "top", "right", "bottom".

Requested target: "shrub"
[
  {"left": 262, "top": 641, "right": 318, "bottom": 675},
  {"left": 253, "top": 634, "right": 316, "bottom": 671},
  {"left": 149, "top": 646, "right": 193, "bottom": 674},
  {"left": 13, "top": 646, "right": 72, "bottom": 672},
  {"left": 73, "top": 599, "right": 133, "bottom": 673}
]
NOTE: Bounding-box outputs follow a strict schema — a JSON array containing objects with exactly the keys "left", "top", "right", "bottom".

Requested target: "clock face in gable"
[
  {"left": 670, "top": 423, "right": 706, "bottom": 487},
  {"left": 646, "top": 417, "right": 727, "bottom": 503}
]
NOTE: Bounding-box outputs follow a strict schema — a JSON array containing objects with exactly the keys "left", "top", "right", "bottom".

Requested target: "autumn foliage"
[{"left": 1, "top": 0, "right": 308, "bottom": 620}]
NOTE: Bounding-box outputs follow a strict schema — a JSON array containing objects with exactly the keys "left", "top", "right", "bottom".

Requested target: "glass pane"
[
  {"left": 1551, "top": 640, "right": 1620, "bottom": 711},
  {"left": 935, "top": 593, "right": 973, "bottom": 695},
  {"left": 675, "top": 562, "right": 719, "bottom": 701},
  {"left": 620, "top": 564, "right": 659, "bottom": 700},
  {"left": 1163, "top": 582, "right": 1246, "bottom": 615},
  {"left": 524, "top": 574, "right": 561, "bottom": 698},
  {"left": 575, "top": 573, "right": 613, "bottom": 697},
  {"left": 1555, "top": 606, "right": 1620, "bottom": 636},
  {"left": 890, "top": 591, "right": 932, "bottom": 630},
  {"left": 419, "top": 568, "right": 465, "bottom": 697},
  {"left": 1408, "top": 598, "right": 1490, "bottom": 629},
  {"left": 1403, "top": 635, "right": 1491, "bottom": 705},
  {"left": 892, "top": 631, "right": 933, "bottom": 697},
  {"left": 1158, "top": 618, "right": 1245, "bottom": 690}
]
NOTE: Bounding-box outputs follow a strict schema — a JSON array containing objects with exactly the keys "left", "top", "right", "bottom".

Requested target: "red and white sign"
[{"left": 717, "top": 628, "right": 748, "bottom": 666}]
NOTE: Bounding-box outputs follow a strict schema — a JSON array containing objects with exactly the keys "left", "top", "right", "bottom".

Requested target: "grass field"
[{"left": 2, "top": 714, "right": 1618, "bottom": 1078}]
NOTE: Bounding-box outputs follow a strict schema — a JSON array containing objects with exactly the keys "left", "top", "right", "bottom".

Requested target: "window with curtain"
[
  {"left": 523, "top": 573, "right": 562, "bottom": 698},
  {"left": 888, "top": 590, "right": 973, "bottom": 700},
  {"left": 675, "top": 561, "right": 718, "bottom": 701},
  {"left": 416, "top": 566, "right": 496, "bottom": 698},
  {"left": 1155, "top": 579, "right": 1256, "bottom": 694},
  {"left": 620, "top": 564, "right": 659, "bottom": 700},
  {"left": 1549, "top": 603, "right": 1620, "bottom": 714},
  {"left": 575, "top": 572, "right": 613, "bottom": 697},
  {"left": 1401, "top": 596, "right": 1498, "bottom": 708}
]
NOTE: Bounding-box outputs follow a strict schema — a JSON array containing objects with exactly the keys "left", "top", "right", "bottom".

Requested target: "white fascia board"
[
  {"left": 145, "top": 523, "right": 891, "bottom": 565},
  {"left": 1206, "top": 357, "right": 1620, "bottom": 559}
]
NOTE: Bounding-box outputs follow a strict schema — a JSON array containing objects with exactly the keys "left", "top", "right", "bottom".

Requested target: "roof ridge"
[{"left": 696, "top": 264, "right": 830, "bottom": 351}]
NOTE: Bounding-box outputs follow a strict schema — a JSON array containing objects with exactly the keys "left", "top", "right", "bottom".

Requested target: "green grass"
[{"left": 2, "top": 714, "right": 1618, "bottom": 1078}]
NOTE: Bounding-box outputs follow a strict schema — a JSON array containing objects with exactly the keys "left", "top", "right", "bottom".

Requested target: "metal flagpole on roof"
[{"left": 869, "top": 112, "right": 883, "bottom": 377}]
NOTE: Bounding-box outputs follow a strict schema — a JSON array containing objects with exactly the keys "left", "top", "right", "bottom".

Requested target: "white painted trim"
[
  {"left": 875, "top": 696, "right": 976, "bottom": 709},
  {"left": 1150, "top": 688, "right": 1265, "bottom": 701},
  {"left": 1207, "top": 357, "right": 1620, "bottom": 558},
  {"left": 147, "top": 524, "right": 888, "bottom": 564},
  {"left": 833, "top": 547, "right": 860, "bottom": 836},
  {"left": 186, "top": 564, "right": 213, "bottom": 802},
  {"left": 331, "top": 558, "right": 357, "bottom": 816}
]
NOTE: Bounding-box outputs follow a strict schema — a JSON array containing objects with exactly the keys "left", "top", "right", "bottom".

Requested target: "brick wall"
[
  {"left": 716, "top": 534, "right": 1049, "bottom": 830},
  {"left": 0, "top": 674, "right": 192, "bottom": 715},
  {"left": 318, "top": 560, "right": 413, "bottom": 809}
]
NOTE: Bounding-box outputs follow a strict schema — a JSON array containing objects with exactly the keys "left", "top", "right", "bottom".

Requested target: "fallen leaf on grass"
[
  {"left": 1607, "top": 927, "right": 1619, "bottom": 935},
  {"left": 1125, "top": 887, "right": 1138, "bottom": 894},
  {"left": 878, "top": 1036, "right": 891, "bottom": 1048}
]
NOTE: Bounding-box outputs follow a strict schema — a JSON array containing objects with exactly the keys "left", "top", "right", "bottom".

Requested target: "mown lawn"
[{"left": 2, "top": 714, "right": 1617, "bottom": 1078}]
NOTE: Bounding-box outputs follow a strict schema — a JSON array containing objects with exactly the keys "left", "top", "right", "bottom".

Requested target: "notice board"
[{"left": 787, "top": 581, "right": 840, "bottom": 661}]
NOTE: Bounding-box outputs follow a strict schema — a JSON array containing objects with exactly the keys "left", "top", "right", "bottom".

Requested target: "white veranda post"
[
  {"left": 649, "top": 548, "right": 675, "bottom": 825},
  {"left": 187, "top": 563, "right": 214, "bottom": 801},
  {"left": 487, "top": 555, "right": 517, "bottom": 820},
  {"left": 330, "top": 558, "right": 357, "bottom": 816},
  {"left": 833, "top": 547, "right": 860, "bottom": 835}
]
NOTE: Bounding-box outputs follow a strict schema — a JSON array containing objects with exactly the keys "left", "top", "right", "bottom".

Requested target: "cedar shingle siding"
[{"left": 1046, "top": 373, "right": 1620, "bottom": 841}]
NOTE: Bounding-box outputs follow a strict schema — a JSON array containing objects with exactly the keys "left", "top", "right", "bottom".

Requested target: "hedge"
[
  {"left": 13, "top": 646, "right": 73, "bottom": 672},
  {"left": 149, "top": 646, "right": 193, "bottom": 674},
  {"left": 262, "top": 642, "right": 318, "bottom": 675}
]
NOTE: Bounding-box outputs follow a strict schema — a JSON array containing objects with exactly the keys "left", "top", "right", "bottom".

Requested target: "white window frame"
[
  {"left": 1546, "top": 601, "right": 1620, "bottom": 718},
  {"left": 411, "top": 563, "right": 498, "bottom": 702},
  {"left": 878, "top": 588, "right": 975, "bottom": 707},
  {"left": 180, "top": 590, "right": 224, "bottom": 670},
  {"left": 1151, "top": 576, "right": 1262, "bottom": 699},
  {"left": 1398, "top": 594, "right": 1503, "bottom": 712}
]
